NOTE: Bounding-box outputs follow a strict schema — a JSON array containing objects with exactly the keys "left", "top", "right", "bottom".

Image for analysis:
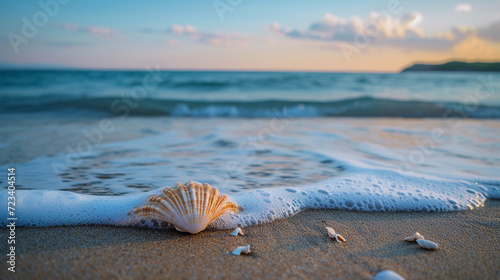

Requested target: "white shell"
[
  {"left": 131, "top": 181, "right": 238, "bottom": 234},
  {"left": 416, "top": 239, "right": 438, "bottom": 250},
  {"left": 325, "top": 227, "right": 346, "bottom": 242},
  {"left": 404, "top": 232, "right": 425, "bottom": 242},
  {"left": 231, "top": 245, "right": 251, "bottom": 255},
  {"left": 372, "top": 270, "right": 405, "bottom": 280},
  {"left": 230, "top": 227, "right": 244, "bottom": 236}
]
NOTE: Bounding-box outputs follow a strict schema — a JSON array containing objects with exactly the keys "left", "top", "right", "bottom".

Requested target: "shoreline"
[{"left": 1, "top": 200, "right": 499, "bottom": 279}]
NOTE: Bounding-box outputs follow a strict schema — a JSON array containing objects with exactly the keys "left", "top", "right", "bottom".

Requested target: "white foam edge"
[{"left": 1, "top": 168, "right": 497, "bottom": 229}]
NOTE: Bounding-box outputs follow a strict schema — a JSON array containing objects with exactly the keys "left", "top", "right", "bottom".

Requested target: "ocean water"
[{"left": 0, "top": 70, "right": 499, "bottom": 229}]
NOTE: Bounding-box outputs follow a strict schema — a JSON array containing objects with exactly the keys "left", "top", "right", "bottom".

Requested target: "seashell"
[
  {"left": 230, "top": 227, "right": 244, "bottom": 236},
  {"left": 404, "top": 232, "right": 425, "bottom": 242},
  {"left": 131, "top": 181, "right": 238, "bottom": 234},
  {"left": 325, "top": 227, "right": 346, "bottom": 242},
  {"left": 372, "top": 270, "right": 405, "bottom": 280},
  {"left": 231, "top": 245, "right": 251, "bottom": 255},
  {"left": 416, "top": 239, "right": 438, "bottom": 250}
]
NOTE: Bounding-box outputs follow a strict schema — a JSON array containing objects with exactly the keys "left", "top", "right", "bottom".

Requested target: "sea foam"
[
  {"left": 1, "top": 117, "right": 500, "bottom": 229},
  {"left": 1, "top": 168, "right": 497, "bottom": 229}
]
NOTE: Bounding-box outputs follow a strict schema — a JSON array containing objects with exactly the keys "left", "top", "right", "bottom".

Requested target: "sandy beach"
[
  {"left": 3, "top": 0, "right": 500, "bottom": 279},
  {"left": 2, "top": 200, "right": 498, "bottom": 280}
]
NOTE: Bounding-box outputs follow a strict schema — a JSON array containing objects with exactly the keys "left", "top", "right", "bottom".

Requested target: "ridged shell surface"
[{"left": 132, "top": 181, "right": 238, "bottom": 234}]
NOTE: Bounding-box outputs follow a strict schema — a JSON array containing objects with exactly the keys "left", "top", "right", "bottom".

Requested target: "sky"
[{"left": 1, "top": 0, "right": 499, "bottom": 72}]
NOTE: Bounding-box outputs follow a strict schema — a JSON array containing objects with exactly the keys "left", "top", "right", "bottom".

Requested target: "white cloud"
[
  {"left": 170, "top": 24, "right": 184, "bottom": 34},
  {"left": 170, "top": 24, "right": 197, "bottom": 35},
  {"left": 268, "top": 12, "right": 483, "bottom": 51},
  {"left": 184, "top": 25, "right": 197, "bottom": 34},
  {"left": 455, "top": 4, "right": 472, "bottom": 13},
  {"left": 53, "top": 23, "right": 123, "bottom": 40},
  {"left": 269, "top": 12, "right": 427, "bottom": 42},
  {"left": 268, "top": 22, "right": 282, "bottom": 33},
  {"left": 169, "top": 24, "right": 260, "bottom": 47}
]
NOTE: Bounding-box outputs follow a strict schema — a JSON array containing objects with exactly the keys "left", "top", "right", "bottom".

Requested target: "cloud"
[
  {"left": 270, "top": 12, "right": 426, "bottom": 41},
  {"left": 269, "top": 12, "right": 485, "bottom": 52},
  {"left": 454, "top": 4, "right": 472, "bottom": 13},
  {"left": 477, "top": 20, "right": 500, "bottom": 42},
  {"left": 168, "top": 24, "right": 260, "bottom": 47},
  {"left": 453, "top": 35, "right": 495, "bottom": 56},
  {"left": 53, "top": 23, "right": 124, "bottom": 40},
  {"left": 170, "top": 24, "right": 197, "bottom": 35}
]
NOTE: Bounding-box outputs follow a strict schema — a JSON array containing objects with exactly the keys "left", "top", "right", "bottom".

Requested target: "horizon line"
[
  {"left": 0, "top": 67, "right": 399, "bottom": 74},
  {"left": 2, "top": 59, "right": 499, "bottom": 73}
]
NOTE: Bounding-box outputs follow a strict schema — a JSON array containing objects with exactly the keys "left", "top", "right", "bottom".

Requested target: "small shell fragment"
[
  {"left": 325, "top": 227, "right": 346, "bottom": 242},
  {"left": 416, "top": 239, "right": 438, "bottom": 250},
  {"left": 404, "top": 232, "right": 425, "bottom": 242},
  {"left": 231, "top": 245, "right": 251, "bottom": 255},
  {"left": 230, "top": 227, "right": 244, "bottom": 236},
  {"left": 372, "top": 270, "right": 405, "bottom": 280}
]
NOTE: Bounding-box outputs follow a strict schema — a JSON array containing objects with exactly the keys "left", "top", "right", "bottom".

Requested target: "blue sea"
[
  {"left": 0, "top": 70, "right": 499, "bottom": 228},
  {"left": 2, "top": 70, "right": 500, "bottom": 118}
]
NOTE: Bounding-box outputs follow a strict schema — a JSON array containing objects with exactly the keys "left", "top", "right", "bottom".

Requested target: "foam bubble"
[{"left": 1, "top": 169, "right": 494, "bottom": 229}]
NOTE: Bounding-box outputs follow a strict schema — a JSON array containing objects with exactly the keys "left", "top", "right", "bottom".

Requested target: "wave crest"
[{"left": 3, "top": 96, "right": 500, "bottom": 118}]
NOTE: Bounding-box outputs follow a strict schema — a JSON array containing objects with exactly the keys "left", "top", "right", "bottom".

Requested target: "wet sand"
[{"left": 1, "top": 200, "right": 499, "bottom": 280}]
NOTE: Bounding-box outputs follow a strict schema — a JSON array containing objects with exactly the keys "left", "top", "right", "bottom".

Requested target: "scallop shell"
[
  {"left": 131, "top": 181, "right": 238, "bottom": 234},
  {"left": 230, "top": 227, "right": 244, "bottom": 236},
  {"left": 231, "top": 245, "right": 251, "bottom": 255},
  {"left": 416, "top": 239, "right": 438, "bottom": 250},
  {"left": 326, "top": 227, "right": 346, "bottom": 242},
  {"left": 404, "top": 232, "right": 425, "bottom": 242}
]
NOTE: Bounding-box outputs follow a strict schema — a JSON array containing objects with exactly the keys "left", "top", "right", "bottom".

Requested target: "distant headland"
[{"left": 401, "top": 61, "right": 500, "bottom": 72}]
